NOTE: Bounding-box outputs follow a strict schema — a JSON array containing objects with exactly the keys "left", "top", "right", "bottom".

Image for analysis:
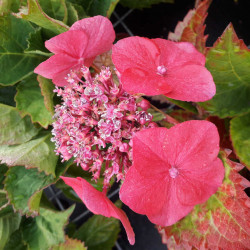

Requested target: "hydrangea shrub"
[{"left": 0, "top": 0, "right": 249, "bottom": 249}]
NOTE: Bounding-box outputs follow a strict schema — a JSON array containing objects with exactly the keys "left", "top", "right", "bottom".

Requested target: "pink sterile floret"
[
  {"left": 120, "top": 120, "right": 225, "bottom": 226},
  {"left": 61, "top": 176, "right": 135, "bottom": 245},
  {"left": 51, "top": 66, "right": 153, "bottom": 188},
  {"left": 112, "top": 37, "right": 216, "bottom": 102},
  {"left": 34, "top": 16, "right": 115, "bottom": 86}
]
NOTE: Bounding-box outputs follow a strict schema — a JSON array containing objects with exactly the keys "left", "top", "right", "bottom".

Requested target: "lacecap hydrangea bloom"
[
  {"left": 34, "top": 16, "right": 115, "bottom": 86},
  {"left": 33, "top": 14, "right": 223, "bottom": 246},
  {"left": 112, "top": 37, "right": 215, "bottom": 102},
  {"left": 52, "top": 66, "right": 154, "bottom": 188},
  {"left": 120, "top": 120, "right": 225, "bottom": 226}
]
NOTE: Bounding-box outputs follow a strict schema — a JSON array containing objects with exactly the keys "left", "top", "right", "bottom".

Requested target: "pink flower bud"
[
  {"left": 138, "top": 99, "right": 151, "bottom": 111},
  {"left": 119, "top": 143, "right": 129, "bottom": 153}
]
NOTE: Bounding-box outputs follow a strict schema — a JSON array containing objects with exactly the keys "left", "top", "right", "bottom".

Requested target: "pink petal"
[
  {"left": 153, "top": 39, "right": 206, "bottom": 68},
  {"left": 51, "top": 65, "right": 81, "bottom": 87},
  {"left": 112, "top": 36, "right": 160, "bottom": 73},
  {"left": 146, "top": 180, "right": 195, "bottom": 226},
  {"left": 177, "top": 158, "right": 224, "bottom": 206},
  {"left": 132, "top": 127, "right": 171, "bottom": 177},
  {"left": 34, "top": 54, "right": 77, "bottom": 79},
  {"left": 121, "top": 120, "right": 225, "bottom": 226},
  {"left": 165, "top": 64, "right": 216, "bottom": 101},
  {"left": 163, "top": 120, "right": 220, "bottom": 169},
  {"left": 45, "top": 30, "right": 88, "bottom": 58},
  {"left": 61, "top": 176, "right": 135, "bottom": 245},
  {"left": 121, "top": 68, "right": 172, "bottom": 95},
  {"left": 70, "top": 16, "right": 115, "bottom": 58},
  {"left": 120, "top": 166, "right": 168, "bottom": 216}
]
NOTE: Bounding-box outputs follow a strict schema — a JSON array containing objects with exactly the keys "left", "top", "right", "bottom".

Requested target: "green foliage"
[
  {"left": 67, "top": 0, "right": 119, "bottom": 17},
  {"left": 0, "top": 86, "right": 16, "bottom": 106},
  {"left": 39, "top": 0, "right": 68, "bottom": 23},
  {"left": 37, "top": 75, "right": 55, "bottom": 115},
  {"left": 4, "top": 166, "right": 52, "bottom": 215},
  {"left": 21, "top": 206, "right": 75, "bottom": 250},
  {"left": 0, "top": 104, "right": 40, "bottom": 145},
  {"left": 3, "top": 206, "right": 75, "bottom": 250},
  {"left": 51, "top": 237, "right": 87, "bottom": 250},
  {"left": 120, "top": 0, "right": 174, "bottom": 9},
  {"left": 4, "top": 159, "right": 72, "bottom": 216},
  {"left": 0, "top": 131, "right": 58, "bottom": 176},
  {"left": 15, "top": 74, "right": 53, "bottom": 128},
  {"left": 0, "top": 15, "right": 45, "bottom": 85},
  {"left": 25, "top": 28, "right": 52, "bottom": 56},
  {"left": 200, "top": 24, "right": 250, "bottom": 118},
  {"left": 0, "top": 164, "right": 8, "bottom": 189},
  {"left": 66, "top": 2, "right": 80, "bottom": 26},
  {"left": 165, "top": 97, "right": 198, "bottom": 114},
  {"left": 3, "top": 228, "right": 27, "bottom": 250},
  {"left": 14, "top": 0, "right": 69, "bottom": 34},
  {"left": 0, "top": 206, "right": 22, "bottom": 249},
  {"left": 230, "top": 113, "right": 250, "bottom": 169},
  {"left": 0, "top": 0, "right": 21, "bottom": 15},
  {"left": 73, "top": 214, "right": 120, "bottom": 250}
]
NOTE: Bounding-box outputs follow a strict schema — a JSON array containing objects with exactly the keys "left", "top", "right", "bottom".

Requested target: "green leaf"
[
  {"left": 69, "top": 0, "right": 119, "bottom": 17},
  {"left": 39, "top": 0, "right": 68, "bottom": 23},
  {"left": 66, "top": 2, "right": 79, "bottom": 26},
  {"left": 37, "top": 75, "right": 55, "bottom": 115},
  {"left": 0, "top": 15, "right": 46, "bottom": 86},
  {"left": 0, "top": 206, "right": 21, "bottom": 249},
  {"left": 0, "top": 104, "right": 40, "bottom": 145},
  {"left": 4, "top": 160, "right": 72, "bottom": 215},
  {"left": 3, "top": 228, "right": 27, "bottom": 250},
  {"left": 24, "top": 28, "right": 52, "bottom": 56},
  {"left": 200, "top": 24, "right": 250, "bottom": 118},
  {"left": 4, "top": 166, "right": 52, "bottom": 215},
  {"left": 14, "top": 0, "right": 69, "bottom": 34},
  {"left": 73, "top": 215, "right": 120, "bottom": 250},
  {"left": 165, "top": 97, "right": 198, "bottom": 114},
  {"left": 21, "top": 206, "right": 75, "bottom": 250},
  {"left": 51, "top": 237, "right": 87, "bottom": 250},
  {"left": 0, "top": 164, "right": 8, "bottom": 189},
  {"left": 120, "top": 0, "right": 174, "bottom": 9},
  {"left": 230, "top": 113, "right": 250, "bottom": 169},
  {"left": 0, "top": 86, "right": 16, "bottom": 106},
  {"left": 15, "top": 74, "right": 53, "bottom": 128},
  {"left": 0, "top": 131, "right": 58, "bottom": 176},
  {"left": 0, "top": 0, "right": 21, "bottom": 15}
]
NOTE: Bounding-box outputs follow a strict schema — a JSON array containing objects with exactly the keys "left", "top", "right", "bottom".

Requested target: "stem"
[
  {"left": 150, "top": 103, "right": 179, "bottom": 125},
  {"left": 92, "top": 63, "right": 101, "bottom": 73}
]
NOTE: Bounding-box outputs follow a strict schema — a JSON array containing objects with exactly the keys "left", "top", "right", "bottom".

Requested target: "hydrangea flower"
[
  {"left": 112, "top": 37, "right": 215, "bottom": 102},
  {"left": 52, "top": 66, "right": 154, "bottom": 187},
  {"left": 34, "top": 16, "right": 115, "bottom": 86},
  {"left": 61, "top": 176, "right": 135, "bottom": 245},
  {"left": 119, "top": 120, "right": 225, "bottom": 226}
]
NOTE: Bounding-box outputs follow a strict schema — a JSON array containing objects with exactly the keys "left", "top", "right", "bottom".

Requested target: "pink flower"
[
  {"left": 61, "top": 176, "right": 135, "bottom": 245},
  {"left": 52, "top": 67, "right": 153, "bottom": 187},
  {"left": 119, "top": 120, "right": 225, "bottom": 226},
  {"left": 34, "top": 16, "right": 115, "bottom": 86},
  {"left": 112, "top": 37, "right": 215, "bottom": 102}
]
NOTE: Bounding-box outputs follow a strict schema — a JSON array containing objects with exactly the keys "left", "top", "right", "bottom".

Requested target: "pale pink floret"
[
  {"left": 120, "top": 120, "right": 225, "bottom": 226},
  {"left": 51, "top": 67, "right": 153, "bottom": 188},
  {"left": 61, "top": 176, "right": 135, "bottom": 245},
  {"left": 34, "top": 16, "right": 115, "bottom": 86},
  {"left": 112, "top": 37, "right": 215, "bottom": 102}
]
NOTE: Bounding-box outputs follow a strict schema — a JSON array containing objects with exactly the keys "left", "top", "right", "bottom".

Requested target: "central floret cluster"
[{"left": 52, "top": 66, "right": 154, "bottom": 187}]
